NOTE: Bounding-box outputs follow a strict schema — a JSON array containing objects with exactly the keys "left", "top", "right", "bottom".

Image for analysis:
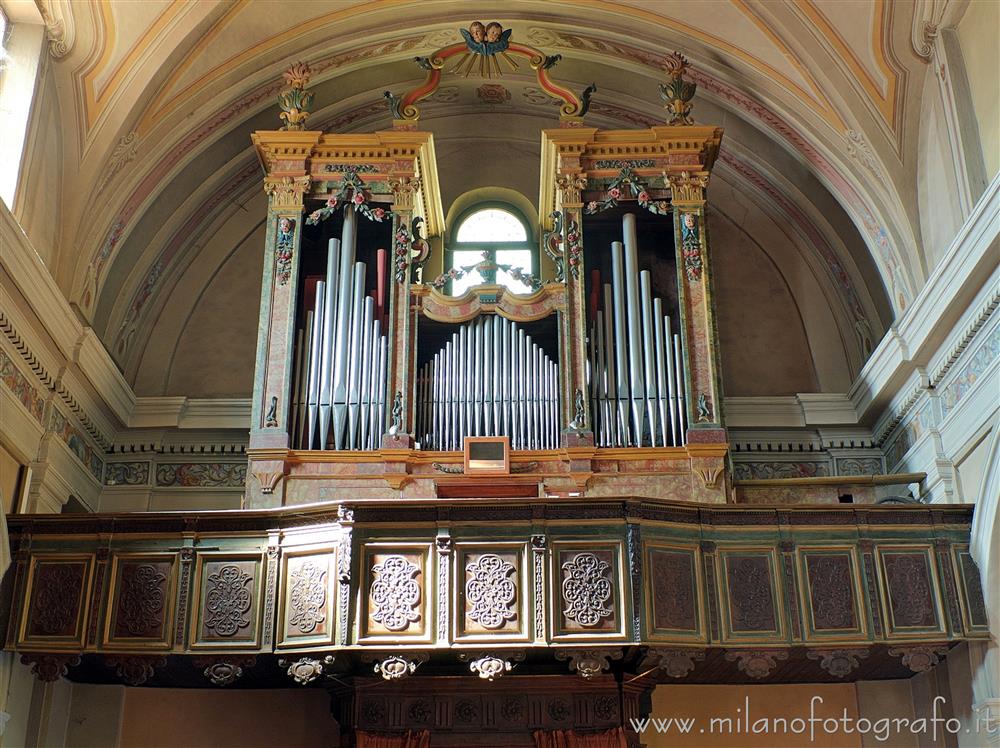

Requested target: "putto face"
[
  {"left": 485, "top": 22, "right": 503, "bottom": 42},
  {"left": 279, "top": 218, "right": 292, "bottom": 233},
  {"left": 469, "top": 22, "right": 486, "bottom": 42},
  {"left": 683, "top": 213, "right": 696, "bottom": 229}
]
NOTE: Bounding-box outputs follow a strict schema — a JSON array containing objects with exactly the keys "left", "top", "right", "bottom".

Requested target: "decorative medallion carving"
[
  {"left": 408, "top": 699, "right": 432, "bottom": 724},
  {"left": 561, "top": 552, "right": 613, "bottom": 627},
  {"left": 369, "top": 653, "right": 429, "bottom": 681},
  {"left": 31, "top": 564, "right": 84, "bottom": 635},
  {"left": 724, "top": 650, "right": 788, "bottom": 679},
  {"left": 889, "top": 645, "right": 948, "bottom": 674},
  {"left": 647, "top": 648, "right": 705, "bottom": 679},
  {"left": 465, "top": 554, "right": 517, "bottom": 629},
  {"left": 806, "top": 648, "right": 869, "bottom": 678},
  {"left": 459, "top": 651, "right": 524, "bottom": 681},
  {"left": 107, "top": 655, "right": 166, "bottom": 686},
  {"left": 554, "top": 648, "right": 622, "bottom": 679},
  {"left": 200, "top": 657, "right": 256, "bottom": 687},
  {"left": 593, "top": 695, "right": 618, "bottom": 721},
  {"left": 501, "top": 697, "right": 526, "bottom": 722},
  {"left": 116, "top": 562, "right": 168, "bottom": 637},
  {"left": 454, "top": 699, "right": 479, "bottom": 723},
  {"left": 20, "top": 654, "right": 80, "bottom": 682},
  {"left": 370, "top": 555, "right": 421, "bottom": 631},
  {"left": 280, "top": 655, "right": 335, "bottom": 685},
  {"left": 288, "top": 561, "right": 327, "bottom": 635},
  {"left": 548, "top": 698, "right": 572, "bottom": 721},
  {"left": 204, "top": 564, "right": 253, "bottom": 637}
]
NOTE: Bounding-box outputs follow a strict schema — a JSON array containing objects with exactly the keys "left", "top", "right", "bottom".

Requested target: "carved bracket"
[
  {"left": 106, "top": 655, "right": 167, "bottom": 686},
  {"left": 645, "top": 648, "right": 706, "bottom": 679},
  {"left": 20, "top": 653, "right": 81, "bottom": 682},
  {"left": 279, "top": 655, "right": 336, "bottom": 685},
  {"left": 458, "top": 650, "right": 525, "bottom": 681},
  {"left": 806, "top": 648, "right": 869, "bottom": 679},
  {"left": 889, "top": 645, "right": 949, "bottom": 674},
  {"left": 555, "top": 648, "right": 623, "bottom": 679},
  {"left": 362, "top": 652, "right": 431, "bottom": 681},
  {"left": 724, "top": 650, "right": 788, "bottom": 680}
]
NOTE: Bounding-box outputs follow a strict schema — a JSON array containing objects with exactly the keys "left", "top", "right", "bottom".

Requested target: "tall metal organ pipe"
[
  {"left": 587, "top": 213, "right": 687, "bottom": 447},
  {"left": 415, "top": 316, "right": 560, "bottom": 451},
  {"left": 292, "top": 206, "right": 389, "bottom": 450}
]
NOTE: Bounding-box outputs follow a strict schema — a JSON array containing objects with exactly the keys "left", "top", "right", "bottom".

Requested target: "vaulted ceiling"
[{"left": 13, "top": 0, "right": 963, "bottom": 397}]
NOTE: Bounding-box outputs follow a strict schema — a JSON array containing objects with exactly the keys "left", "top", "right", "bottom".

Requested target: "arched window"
[{"left": 447, "top": 204, "right": 535, "bottom": 295}]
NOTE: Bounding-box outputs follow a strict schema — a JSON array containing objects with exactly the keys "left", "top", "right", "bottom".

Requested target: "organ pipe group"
[
  {"left": 291, "top": 206, "right": 389, "bottom": 450},
  {"left": 416, "top": 317, "right": 560, "bottom": 450},
  {"left": 588, "top": 213, "right": 686, "bottom": 447}
]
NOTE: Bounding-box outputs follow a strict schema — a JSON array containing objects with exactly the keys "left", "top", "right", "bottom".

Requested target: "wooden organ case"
[
  {"left": 245, "top": 62, "right": 727, "bottom": 510},
  {"left": 2, "top": 39, "right": 988, "bottom": 748}
]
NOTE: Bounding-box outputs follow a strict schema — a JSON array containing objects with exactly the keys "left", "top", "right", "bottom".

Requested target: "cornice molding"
[
  {"left": 851, "top": 174, "right": 1000, "bottom": 421},
  {"left": 129, "top": 398, "right": 251, "bottom": 430}
]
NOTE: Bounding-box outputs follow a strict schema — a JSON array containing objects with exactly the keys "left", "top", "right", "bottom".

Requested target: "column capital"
[
  {"left": 666, "top": 170, "right": 709, "bottom": 207},
  {"left": 263, "top": 175, "right": 310, "bottom": 211}
]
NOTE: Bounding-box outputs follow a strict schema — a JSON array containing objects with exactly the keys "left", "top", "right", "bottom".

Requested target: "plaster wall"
[{"left": 957, "top": 1, "right": 1000, "bottom": 181}]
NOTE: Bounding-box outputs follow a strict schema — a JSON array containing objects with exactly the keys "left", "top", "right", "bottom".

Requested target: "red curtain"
[
  {"left": 533, "top": 727, "right": 628, "bottom": 748},
  {"left": 355, "top": 729, "right": 431, "bottom": 748}
]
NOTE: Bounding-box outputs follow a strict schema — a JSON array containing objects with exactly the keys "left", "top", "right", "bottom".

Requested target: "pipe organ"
[{"left": 245, "top": 48, "right": 729, "bottom": 509}]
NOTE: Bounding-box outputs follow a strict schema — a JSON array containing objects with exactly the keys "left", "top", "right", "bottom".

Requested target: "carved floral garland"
[
  {"left": 430, "top": 250, "right": 542, "bottom": 291},
  {"left": 306, "top": 170, "right": 391, "bottom": 225},
  {"left": 584, "top": 166, "right": 670, "bottom": 216}
]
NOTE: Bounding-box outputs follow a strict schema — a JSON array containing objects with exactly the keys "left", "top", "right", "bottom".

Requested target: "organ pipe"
[
  {"left": 292, "top": 206, "right": 389, "bottom": 450},
  {"left": 587, "top": 213, "right": 687, "bottom": 447},
  {"left": 415, "top": 317, "right": 560, "bottom": 450}
]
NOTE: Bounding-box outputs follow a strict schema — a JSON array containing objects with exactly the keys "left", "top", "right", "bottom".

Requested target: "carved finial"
[
  {"left": 278, "top": 62, "right": 315, "bottom": 131},
  {"left": 659, "top": 52, "right": 697, "bottom": 126}
]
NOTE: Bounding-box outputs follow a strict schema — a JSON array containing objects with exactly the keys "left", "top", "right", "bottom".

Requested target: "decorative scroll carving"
[
  {"left": 555, "top": 648, "right": 622, "bottom": 679},
  {"left": 883, "top": 553, "right": 937, "bottom": 628},
  {"left": 388, "top": 392, "right": 404, "bottom": 435},
  {"left": 805, "top": 555, "right": 856, "bottom": 630},
  {"left": 666, "top": 171, "right": 709, "bottom": 204},
  {"left": 466, "top": 554, "right": 517, "bottom": 629},
  {"left": 117, "top": 563, "right": 168, "bottom": 637},
  {"left": 204, "top": 564, "right": 253, "bottom": 637},
  {"left": 263, "top": 175, "right": 310, "bottom": 211},
  {"left": 262, "top": 546, "right": 279, "bottom": 648},
  {"left": 20, "top": 654, "right": 80, "bottom": 682},
  {"left": 649, "top": 550, "right": 696, "bottom": 632},
  {"left": 806, "top": 648, "right": 869, "bottom": 678},
  {"left": 280, "top": 655, "right": 335, "bottom": 685},
  {"left": 562, "top": 552, "right": 613, "bottom": 627},
  {"left": 543, "top": 210, "right": 565, "bottom": 282},
  {"left": 889, "top": 645, "right": 948, "bottom": 674},
  {"left": 288, "top": 561, "right": 327, "bottom": 635},
  {"left": 647, "top": 648, "right": 705, "bottom": 678},
  {"left": 725, "top": 556, "right": 776, "bottom": 632},
  {"left": 724, "top": 650, "right": 788, "bottom": 679},
  {"left": 459, "top": 651, "right": 524, "bottom": 681},
  {"left": 370, "top": 555, "right": 421, "bottom": 631},
  {"left": 31, "top": 564, "right": 84, "bottom": 635},
  {"left": 337, "top": 515, "right": 353, "bottom": 647},
  {"left": 107, "top": 655, "right": 167, "bottom": 686}
]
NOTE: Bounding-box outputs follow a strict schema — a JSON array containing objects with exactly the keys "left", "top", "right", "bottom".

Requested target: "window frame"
[{"left": 445, "top": 202, "right": 536, "bottom": 295}]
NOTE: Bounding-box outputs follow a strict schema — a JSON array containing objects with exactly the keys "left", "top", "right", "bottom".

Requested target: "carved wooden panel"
[
  {"left": 717, "top": 549, "right": 785, "bottom": 643},
  {"left": 18, "top": 555, "right": 93, "bottom": 649},
  {"left": 644, "top": 544, "right": 704, "bottom": 641},
  {"left": 189, "top": 554, "right": 263, "bottom": 648},
  {"left": 104, "top": 554, "right": 177, "bottom": 650},
  {"left": 877, "top": 547, "right": 945, "bottom": 637},
  {"left": 456, "top": 544, "right": 528, "bottom": 640},
  {"left": 952, "top": 547, "right": 989, "bottom": 634},
  {"left": 798, "top": 548, "right": 866, "bottom": 639},
  {"left": 278, "top": 550, "right": 337, "bottom": 648},
  {"left": 360, "top": 544, "right": 432, "bottom": 641},
  {"left": 552, "top": 544, "right": 624, "bottom": 639}
]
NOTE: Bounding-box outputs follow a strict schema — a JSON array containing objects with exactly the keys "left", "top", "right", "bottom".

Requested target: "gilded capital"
[
  {"left": 264, "top": 175, "right": 311, "bottom": 211},
  {"left": 556, "top": 172, "right": 588, "bottom": 207},
  {"left": 388, "top": 175, "right": 421, "bottom": 212},
  {"left": 666, "top": 170, "right": 709, "bottom": 205}
]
